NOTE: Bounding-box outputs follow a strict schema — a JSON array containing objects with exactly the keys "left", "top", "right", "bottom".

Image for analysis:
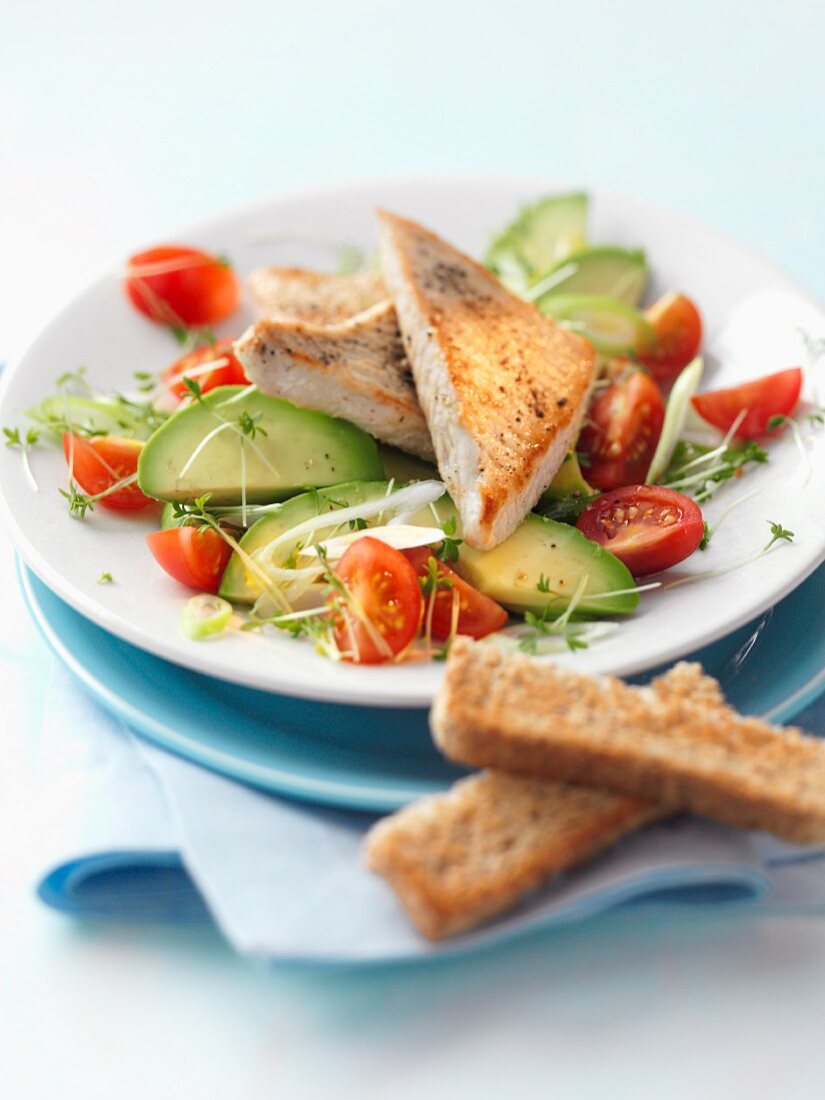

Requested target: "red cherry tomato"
[
  {"left": 328, "top": 537, "right": 423, "bottom": 664},
  {"left": 62, "top": 434, "right": 153, "bottom": 511},
  {"left": 145, "top": 527, "right": 233, "bottom": 592},
  {"left": 579, "top": 371, "right": 665, "bottom": 491},
  {"left": 691, "top": 367, "right": 803, "bottom": 438},
  {"left": 403, "top": 547, "right": 509, "bottom": 640},
  {"left": 637, "top": 293, "right": 703, "bottom": 389},
  {"left": 576, "top": 485, "right": 705, "bottom": 576},
  {"left": 125, "top": 245, "right": 240, "bottom": 328},
  {"left": 161, "top": 339, "right": 249, "bottom": 401}
]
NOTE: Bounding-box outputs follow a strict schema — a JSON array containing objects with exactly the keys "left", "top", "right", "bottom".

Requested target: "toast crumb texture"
[
  {"left": 432, "top": 638, "right": 825, "bottom": 844},
  {"left": 365, "top": 771, "right": 660, "bottom": 939}
]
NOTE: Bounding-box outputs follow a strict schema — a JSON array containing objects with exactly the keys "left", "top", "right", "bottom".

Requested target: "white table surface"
[{"left": 3, "top": 2, "right": 825, "bottom": 1096}]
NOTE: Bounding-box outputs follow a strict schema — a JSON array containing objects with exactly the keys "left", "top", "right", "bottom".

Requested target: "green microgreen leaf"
[
  {"left": 436, "top": 515, "right": 463, "bottom": 563},
  {"left": 764, "top": 520, "right": 794, "bottom": 552}
]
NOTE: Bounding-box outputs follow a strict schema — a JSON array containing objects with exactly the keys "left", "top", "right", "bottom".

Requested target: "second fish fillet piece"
[{"left": 377, "top": 210, "right": 596, "bottom": 549}]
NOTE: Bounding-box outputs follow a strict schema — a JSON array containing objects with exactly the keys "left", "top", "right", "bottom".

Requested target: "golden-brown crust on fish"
[{"left": 376, "top": 210, "right": 596, "bottom": 549}]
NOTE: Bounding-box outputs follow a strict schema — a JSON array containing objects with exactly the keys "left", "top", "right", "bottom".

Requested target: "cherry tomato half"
[
  {"left": 145, "top": 527, "right": 233, "bottom": 592},
  {"left": 576, "top": 485, "right": 704, "bottom": 576},
  {"left": 62, "top": 433, "right": 153, "bottom": 511},
  {"left": 691, "top": 367, "right": 803, "bottom": 438},
  {"left": 579, "top": 371, "right": 665, "bottom": 491},
  {"left": 403, "top": 547, "right": 508, "bottom": 641},
  {"left": 161, "top": 339, "right": 249, "bottom": 401},
  {"left": 637, "top": 292, "right": 703, "bottom": 389},
  {"left": 125, "top": 245, "right": 240, "bottom": 328},
  {"left": 329, "top": 536, "right": 423, "bottom": 664}
]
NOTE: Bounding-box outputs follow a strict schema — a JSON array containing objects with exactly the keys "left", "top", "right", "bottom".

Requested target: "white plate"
[{"left": 1, "top": 175, "right": 824, "bottom": 707}]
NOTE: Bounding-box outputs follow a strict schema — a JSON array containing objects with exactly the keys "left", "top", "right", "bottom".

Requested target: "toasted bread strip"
[
  {"left": 248, "top": 267, "right": 388, "bottom": 323},
  {"left": 432, "top": 639, "right": 825, "bottom": 844},
  {"left": 364, "top": 661, "right": 722, "bottom": 939},
  {"left": 365, "top": 773, "right": 661, "bottom": 940}
]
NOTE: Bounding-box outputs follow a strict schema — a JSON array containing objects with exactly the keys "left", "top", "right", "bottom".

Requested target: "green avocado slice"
[
  {"left": 137, "top": 386, "right": 383, "bottom": 505},
  {"left": 531, "top": 246, "right": 649, "bottom": 308},
  {"left": 485, "top": 192, "right": 589, "bottom": 291},
  {"left": 539, "top": 294, "right": 655, "bottom": 357},
  {"left": 219, "top": 481, "right": 392, "bottom": 603},
  {"left": 220, "top": 480, "right": 637, "bottom": 615}
]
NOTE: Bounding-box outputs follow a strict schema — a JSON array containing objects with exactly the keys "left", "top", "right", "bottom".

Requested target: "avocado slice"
[
  {"left": 377, "top": 444, "right": 437, "bottom": 483},
  {"left": 532, "top": 246, "right": 648, "bottom": 308},
  {"left": 28, "top": 394, "right": 167, "bottom": 441},
  {"left": 423, "top": 498, "right": 637, "bottom": 616},
  {"left": 219, "top": 481, "right": 392, "bottom": 602},
  {"left": 539, "top": 294, "right": 655, "bottom": 357},
  {"left": 137, "top": 386, "right": 383, "bottom": 505},
  {"left": 541, "top": 450, "right": 594, "bottom": 502},
  {"left": 485, "top": 193, "right": 589, "bottom": 291},
  {"left": 220, "top": 479, "right": 636, "bottom": 614}
]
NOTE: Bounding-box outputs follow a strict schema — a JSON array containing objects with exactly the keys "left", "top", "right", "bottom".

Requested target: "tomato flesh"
[
  {"left": 691, "top": 367, "right": 803, "bottom": 438},
  {"left": 125, "top": 245, "right": 240, "bottom": 327},
  {"left": 579, "top": 371, "right": 665, "bottom": 491},
  {"left": 403, "top": 547, "right": 508, "bottom": 640},
  {"left": 576, "top": 485, "right": 704, "bottom": 576},
  {"left": 329, "top": 537, "right": 423, "bottom": 664},
  {"left": 146, "top": 527, "right": 233, "bottom": 592},
  {"left": 62, "top": 433, "right": 152, "bottom": 511},
  {"left": 637, "top": 292, "right": 703, "bottom": 389},
  {"left": 161, "top": 339, "right": 248, "bottom": 401}
]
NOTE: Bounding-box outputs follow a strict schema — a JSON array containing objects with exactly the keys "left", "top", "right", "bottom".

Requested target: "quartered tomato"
[
  {"left": 145, "top": 527, "right": 233, "bottom": 592},
  {"left": 62, "top": 433, "right": 153, "bottom": 511},
  {"left": 578, "top": 371, "right": 665, "bottom": 491},
  {"left": 576, "top": 485, "right": 704, "bottom": 576},
  {"left": 403, "top": 547, "right": 508, "bottom": 641},
  {"left": 637, "top": 292, "right": 703, "bottom": 388},
  {"left": 125, "top": 245, "right": 240, "bottom": 328},
  {"left": 161, "top": 339, "right": 249, "bottom": 401},
  {"left": 691, "top": 367, "right": 803, "bottom": 438},
  {"left": 329, "top": 537, "right": 423, "bottom": 664}
]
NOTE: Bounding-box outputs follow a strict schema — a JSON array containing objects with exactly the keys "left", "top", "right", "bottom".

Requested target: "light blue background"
[
  {"left": 2, "top": 2, "right": 825, "bottom": 1097},
  {"left": 2, "top": 0, "right": 823, "bottom": 360}
]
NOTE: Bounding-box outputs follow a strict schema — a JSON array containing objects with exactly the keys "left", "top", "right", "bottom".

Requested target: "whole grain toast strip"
[
  {"left": 432, "top": 639, "right": 825, "bottom": 844},
  {"left": 364, "top": 663, "right": 724, "bottom": 939},
  {"left": 365, "top": 773, "right": 662, "bottom": 940}
]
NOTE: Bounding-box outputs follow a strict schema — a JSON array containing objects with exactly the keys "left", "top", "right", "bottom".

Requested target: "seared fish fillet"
[
  {"left": 248, "top": 266, "right": 387, "bottom": 324},
  {"left": 377, "top": 210, "right": 596, "bottom": 550},
  {"left": 234, "top": 304, "right": 436, "bottom": 461}
]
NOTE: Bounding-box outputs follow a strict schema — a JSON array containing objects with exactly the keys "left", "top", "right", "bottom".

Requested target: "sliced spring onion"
[
  {"left": 646, "top": 356, "right": 704, "bottom": 483},
  {"left": 181, "top": 594, "right": 233, "bottom": 640},
  {"left": 301, "top": 524, "right": 445, "bottom": 562},
  {"left": 254, "top": 480, "right": 445, "bottom": 568}
]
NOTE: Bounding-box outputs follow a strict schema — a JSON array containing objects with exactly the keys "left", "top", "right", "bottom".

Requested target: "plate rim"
[
  {"left": 2, "top": 172, "right": 825, "bottom": 707},
  {"left": 19, "top": 557, "right": 825, "bottom": 816}
]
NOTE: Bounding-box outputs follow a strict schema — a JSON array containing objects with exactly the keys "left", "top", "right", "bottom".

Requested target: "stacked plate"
[{"left": 3, "top": 178, "right": 825, "bottom": 953}]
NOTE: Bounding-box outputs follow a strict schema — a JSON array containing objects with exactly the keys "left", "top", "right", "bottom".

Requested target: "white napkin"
[{"left": 30, "top": 658, "right": 825, "bottom": 964}]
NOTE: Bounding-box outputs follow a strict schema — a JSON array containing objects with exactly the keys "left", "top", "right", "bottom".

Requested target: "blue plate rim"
[{"left": 19, "top": 557, "right": 825, "bottom": 812}]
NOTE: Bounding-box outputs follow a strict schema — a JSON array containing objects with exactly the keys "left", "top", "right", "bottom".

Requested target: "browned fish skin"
[{"left": 377, "top": 210, "right": 596, "bottom": 549}]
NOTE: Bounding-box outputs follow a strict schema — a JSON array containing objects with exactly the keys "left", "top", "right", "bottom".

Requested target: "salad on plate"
[{"left": 5, "top": 192, "right": 818, "bottom": 668}]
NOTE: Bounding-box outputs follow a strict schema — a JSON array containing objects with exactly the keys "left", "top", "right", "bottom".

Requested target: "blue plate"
[{"left": 19, "top": 560, "right": 825, "bottom": 811}]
